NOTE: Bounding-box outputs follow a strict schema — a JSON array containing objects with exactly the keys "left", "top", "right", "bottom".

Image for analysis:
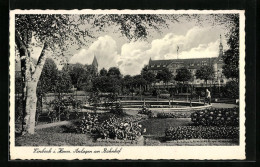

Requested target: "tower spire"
[{"left": 92, "top": 55, "right": 98, "bottom": 67}]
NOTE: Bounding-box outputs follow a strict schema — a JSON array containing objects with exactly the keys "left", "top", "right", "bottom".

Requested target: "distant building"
[
  {"left": 147, "top": 35, "right": 228, "bottom": 87},
  {"left": 91, "top": 55, "right": 99, "bottom": 76}
]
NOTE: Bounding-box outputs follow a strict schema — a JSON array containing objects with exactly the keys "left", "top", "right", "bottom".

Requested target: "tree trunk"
[
  {"left": 16, "top": 30, "right": 48, "bottom": 134},
  {"left": 24, "top": 80, "right": 38, "bottom": 134}
]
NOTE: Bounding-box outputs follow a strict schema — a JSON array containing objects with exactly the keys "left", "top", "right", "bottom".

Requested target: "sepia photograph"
[{"left": 9, "top": 10, "right": 245, "bottom": 160}]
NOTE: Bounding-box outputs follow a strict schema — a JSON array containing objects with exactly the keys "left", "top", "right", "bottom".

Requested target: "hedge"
[
  {"left": 191, "top": 107, "right": 239, "bottom": 126},
  {"left": 165, "top": 126, "right": 239, "bottom": 140}
]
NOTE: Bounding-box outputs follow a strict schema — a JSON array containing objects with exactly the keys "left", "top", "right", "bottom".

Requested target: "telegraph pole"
[{"left": 177, "top": 45, "right": 179, "bottom": 59}]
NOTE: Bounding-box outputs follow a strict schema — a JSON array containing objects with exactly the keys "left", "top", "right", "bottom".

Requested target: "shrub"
[
  {"left": 138, "top": 105, "right": 152, "bottom": 117},
  {"left": 159, "top": 94, "right": 171, "bottom": 99},
  {"left": 223, "top": 81, "right": 239, "bottom": 99},
  {"left": 160, "top": 89, "right": 169, "bottom": 94},
  {"left": 165, "top": 126, "right": 239, "bottom": 140},
  {"left": 47, "top": 97, "right": 82, "bottom": 122},
  {"left": 77, "top": 114, "right": 99, "bottom": 134},
  {"left": 191, "top": 107, "right": 239, "bottom": 126},
  {"left": 97, "top": 116, "right": 142, "bottom": 140},
  {"left": 77, "top": 114, "right": 144, "bottom": 140},
  {"left": 110, "top": 103, "right": 124, "bottom": 115}
]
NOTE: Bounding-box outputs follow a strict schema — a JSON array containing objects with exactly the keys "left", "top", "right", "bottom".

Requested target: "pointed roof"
[
  {"left": 92, "top": 55, "right": 98, "bottom": 67},
  {"left": 149, "top": 57, "right": 152, "bottom": 65}
]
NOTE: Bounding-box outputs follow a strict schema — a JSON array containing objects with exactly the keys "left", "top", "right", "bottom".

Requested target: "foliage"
[
  {"left": 190, "top": 108, "right": 239, "bottom": 126},
  {"left": 195, "top": 65, "right": 214, "bottom": 85},
  {"left": 55, "top": 70, "right": 72, "bottom": 95},
  {"left": 92, "top": 75, "right": 122, "bottom": 93},
  {"left": 64, "top": 63, "right": 93, "bottom": 90},
  {"left": 37, "top": 58, "right": 58, "bottom": 94},
  {"left": 97, "top": 115, "right": 143, "bottom": 140},
  {"left": 133, "top": 75, "right": 147, "bottom": 88},
  {"left": 175, "top": 67, "right": 192, "bottom": 83},
  {"left": 141, "top": 66, "right": 156, "bottom": 85},
  {"left": 107, "top": 67, "right": 122, "bottom": 79},
  {"left": 15, "top": 98, "right": 23, "bottom": 122},
  {"left": 93, "top": 14, "right": 168, "bottom": 41},
  {"left": 222, "top": 14, "right": 239, "bottom": 81},
  {"left": 165, "top": 126, "right": 239, "bottom": 140},
  {"left": 77, "top": 114, "right": 99, "bottom": 134},
  {"left": 77, "top": 114, "right": 143, "bottom": 140},
  {"left": 138, "top": 105, "right": 153, "bottom": 117},
  {"left": 110, "top": 103, "right": 124, "bottom": 115},
  {"left": 223, "top": 81, "right": 239, "bottom": 99},
  {"left": 156, "top": 68, "right": 173, "bottom": 84},
  {"left": 88, "top": 91, "right": 101, "bottom": 113},
  {"left": 47, "top": 96, "right": 83, "bottom": 122},
  {"left": 15, "top": 72, "right": 23, "bottom": 94},
  {"left": 14, "top": 14, "right": 178, "bottom": 134},
  {"left": 99, "top": 68, "right": 108, "bottom": 76}
]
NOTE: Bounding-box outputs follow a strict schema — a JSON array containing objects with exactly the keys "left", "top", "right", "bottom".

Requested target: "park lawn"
[
  {"left": 15, "top": 126, "right": 96, "bottom": 146},
  {"left": 140, "top": 118, "right": 192, "bottom": 137}
]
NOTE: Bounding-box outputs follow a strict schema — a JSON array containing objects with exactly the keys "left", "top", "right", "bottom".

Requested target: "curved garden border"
[{"left": 83, "top": 100, "right": 212, "bottom": 112}]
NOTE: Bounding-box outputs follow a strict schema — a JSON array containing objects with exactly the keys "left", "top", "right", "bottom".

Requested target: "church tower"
[
  {"left": 149, "top": 57, "right": 152, "bottom": 66},
  {"left": 92, "top": 55, "right": 98, "bottom": 76}
]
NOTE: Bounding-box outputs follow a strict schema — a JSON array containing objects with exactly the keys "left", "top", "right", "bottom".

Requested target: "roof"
[
  {"left": 92, "top": 56, "right": 98, "bottom": 67},
  {"left": 148, "top": 57, "right": 221, "bottom": 70}
]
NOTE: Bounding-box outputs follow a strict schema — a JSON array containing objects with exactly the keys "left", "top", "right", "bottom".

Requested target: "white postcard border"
[{"left": 9, "top": 9, "right": 246, "bottom": 160}]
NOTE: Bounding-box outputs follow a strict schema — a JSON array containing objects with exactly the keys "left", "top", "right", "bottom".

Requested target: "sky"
[{"left": 29, "top": 14, "right": 230, "bottom": 76}]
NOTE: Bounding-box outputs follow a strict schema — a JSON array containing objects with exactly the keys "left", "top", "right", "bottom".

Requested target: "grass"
[
  {"left": 15, "top": 117, "right": 191, "bottom": 146},
  {"left": 15, "top": 104, "right": 238, "bottom": 146},
  {"left": 15, "top": 126, "right": 95, "bottom": 146},
  {"left": 140, "top": 118, "right": 191, "bottom": 137}
]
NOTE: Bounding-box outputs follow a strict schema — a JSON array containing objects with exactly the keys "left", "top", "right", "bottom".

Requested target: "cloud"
[
  {"left": 69, "top": 27, "right": 227, "bottom": 76},
  {"left": 116, "top": 41, "right": 151, "bottom": 75},
  {"left": 69, "top": 35, "right": 119, "bottom": 70},
  {"left": 117, "top": 26, "right": 227, "bottom": 75}
]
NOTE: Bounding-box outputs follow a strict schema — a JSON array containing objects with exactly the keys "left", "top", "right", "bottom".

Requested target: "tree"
[
  {"left": 107, "top": 67, "right": 121, "bottom": 79},
  {"left": 99, "top": 68, "right": 108, "bottom": 76},
  {"left": 122, "top": 75, "right": 134, "bottom": 95},
  {"left": 66, "top": 63, "right": 88, "bottom": 90},
  {"left": 55, "top": 70, "right": 72, "bottom": 96},
  {"left": 195, "top": 65, "right": 214, "bottom": 87},
  {"left": 14, "top": 14, "right": 190, "bottom": 134},
  {"left": 175, "top": 67, "right": 193, "bottom": 93},
  {"left": 37, "top": 58, "right": 58, "bottom": 94},
  {"left": 156, "top": 68, "right": 173, "bottom": 88},
  {"left": 141, "top": 66, "right": 156, "bottom": 90},
  {"left": 36, "top": 58, "right": 58, "bottom": 119},
  {"left": 222, "top": 14, "right": 239, "bottom": 82},
  {"left": 92, "top": 76, "right": 122, "bottom": 94},
  {"left": 175, "top": 67, "right": 192, "bottom": 84}
]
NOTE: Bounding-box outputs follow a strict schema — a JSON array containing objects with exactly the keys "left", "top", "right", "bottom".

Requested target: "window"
[
  {"left": 163, "top": 65, "right": 166, "bottom": 67},
  {"left": 151, "top": 65, "right": 154, "bottom": 67},
  {"left": 157, "top": 65, "right": 160, "bottom": 67},
  {"left": 190, "top": 63, "right": 194, "bottom": 66}
]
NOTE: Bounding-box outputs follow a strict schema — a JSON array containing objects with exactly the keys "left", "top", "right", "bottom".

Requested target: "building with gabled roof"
[{"left": 147, "top": 35, "right": 228, "bottom": 87}]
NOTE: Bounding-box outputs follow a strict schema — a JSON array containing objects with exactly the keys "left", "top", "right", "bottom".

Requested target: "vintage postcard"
[{"left": 9, "top": 9, "right": 245, "bottom": 160}]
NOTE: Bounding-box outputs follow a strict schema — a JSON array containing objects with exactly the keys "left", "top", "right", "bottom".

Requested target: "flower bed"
[
  {"left": 165, "top": 126, "right": 239, "bottom": 140},
  {"left": 96, "top": 136, "right": 144, "bottom": 145},
  {"left": 191, "top": 107, "right": 239, "bottom": 126},
  {"left": 77, "top": 114, "right": 144, "bottom": 141},
  {"left": 157, "top": 112, "right": 190, "bottom": 118}
]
